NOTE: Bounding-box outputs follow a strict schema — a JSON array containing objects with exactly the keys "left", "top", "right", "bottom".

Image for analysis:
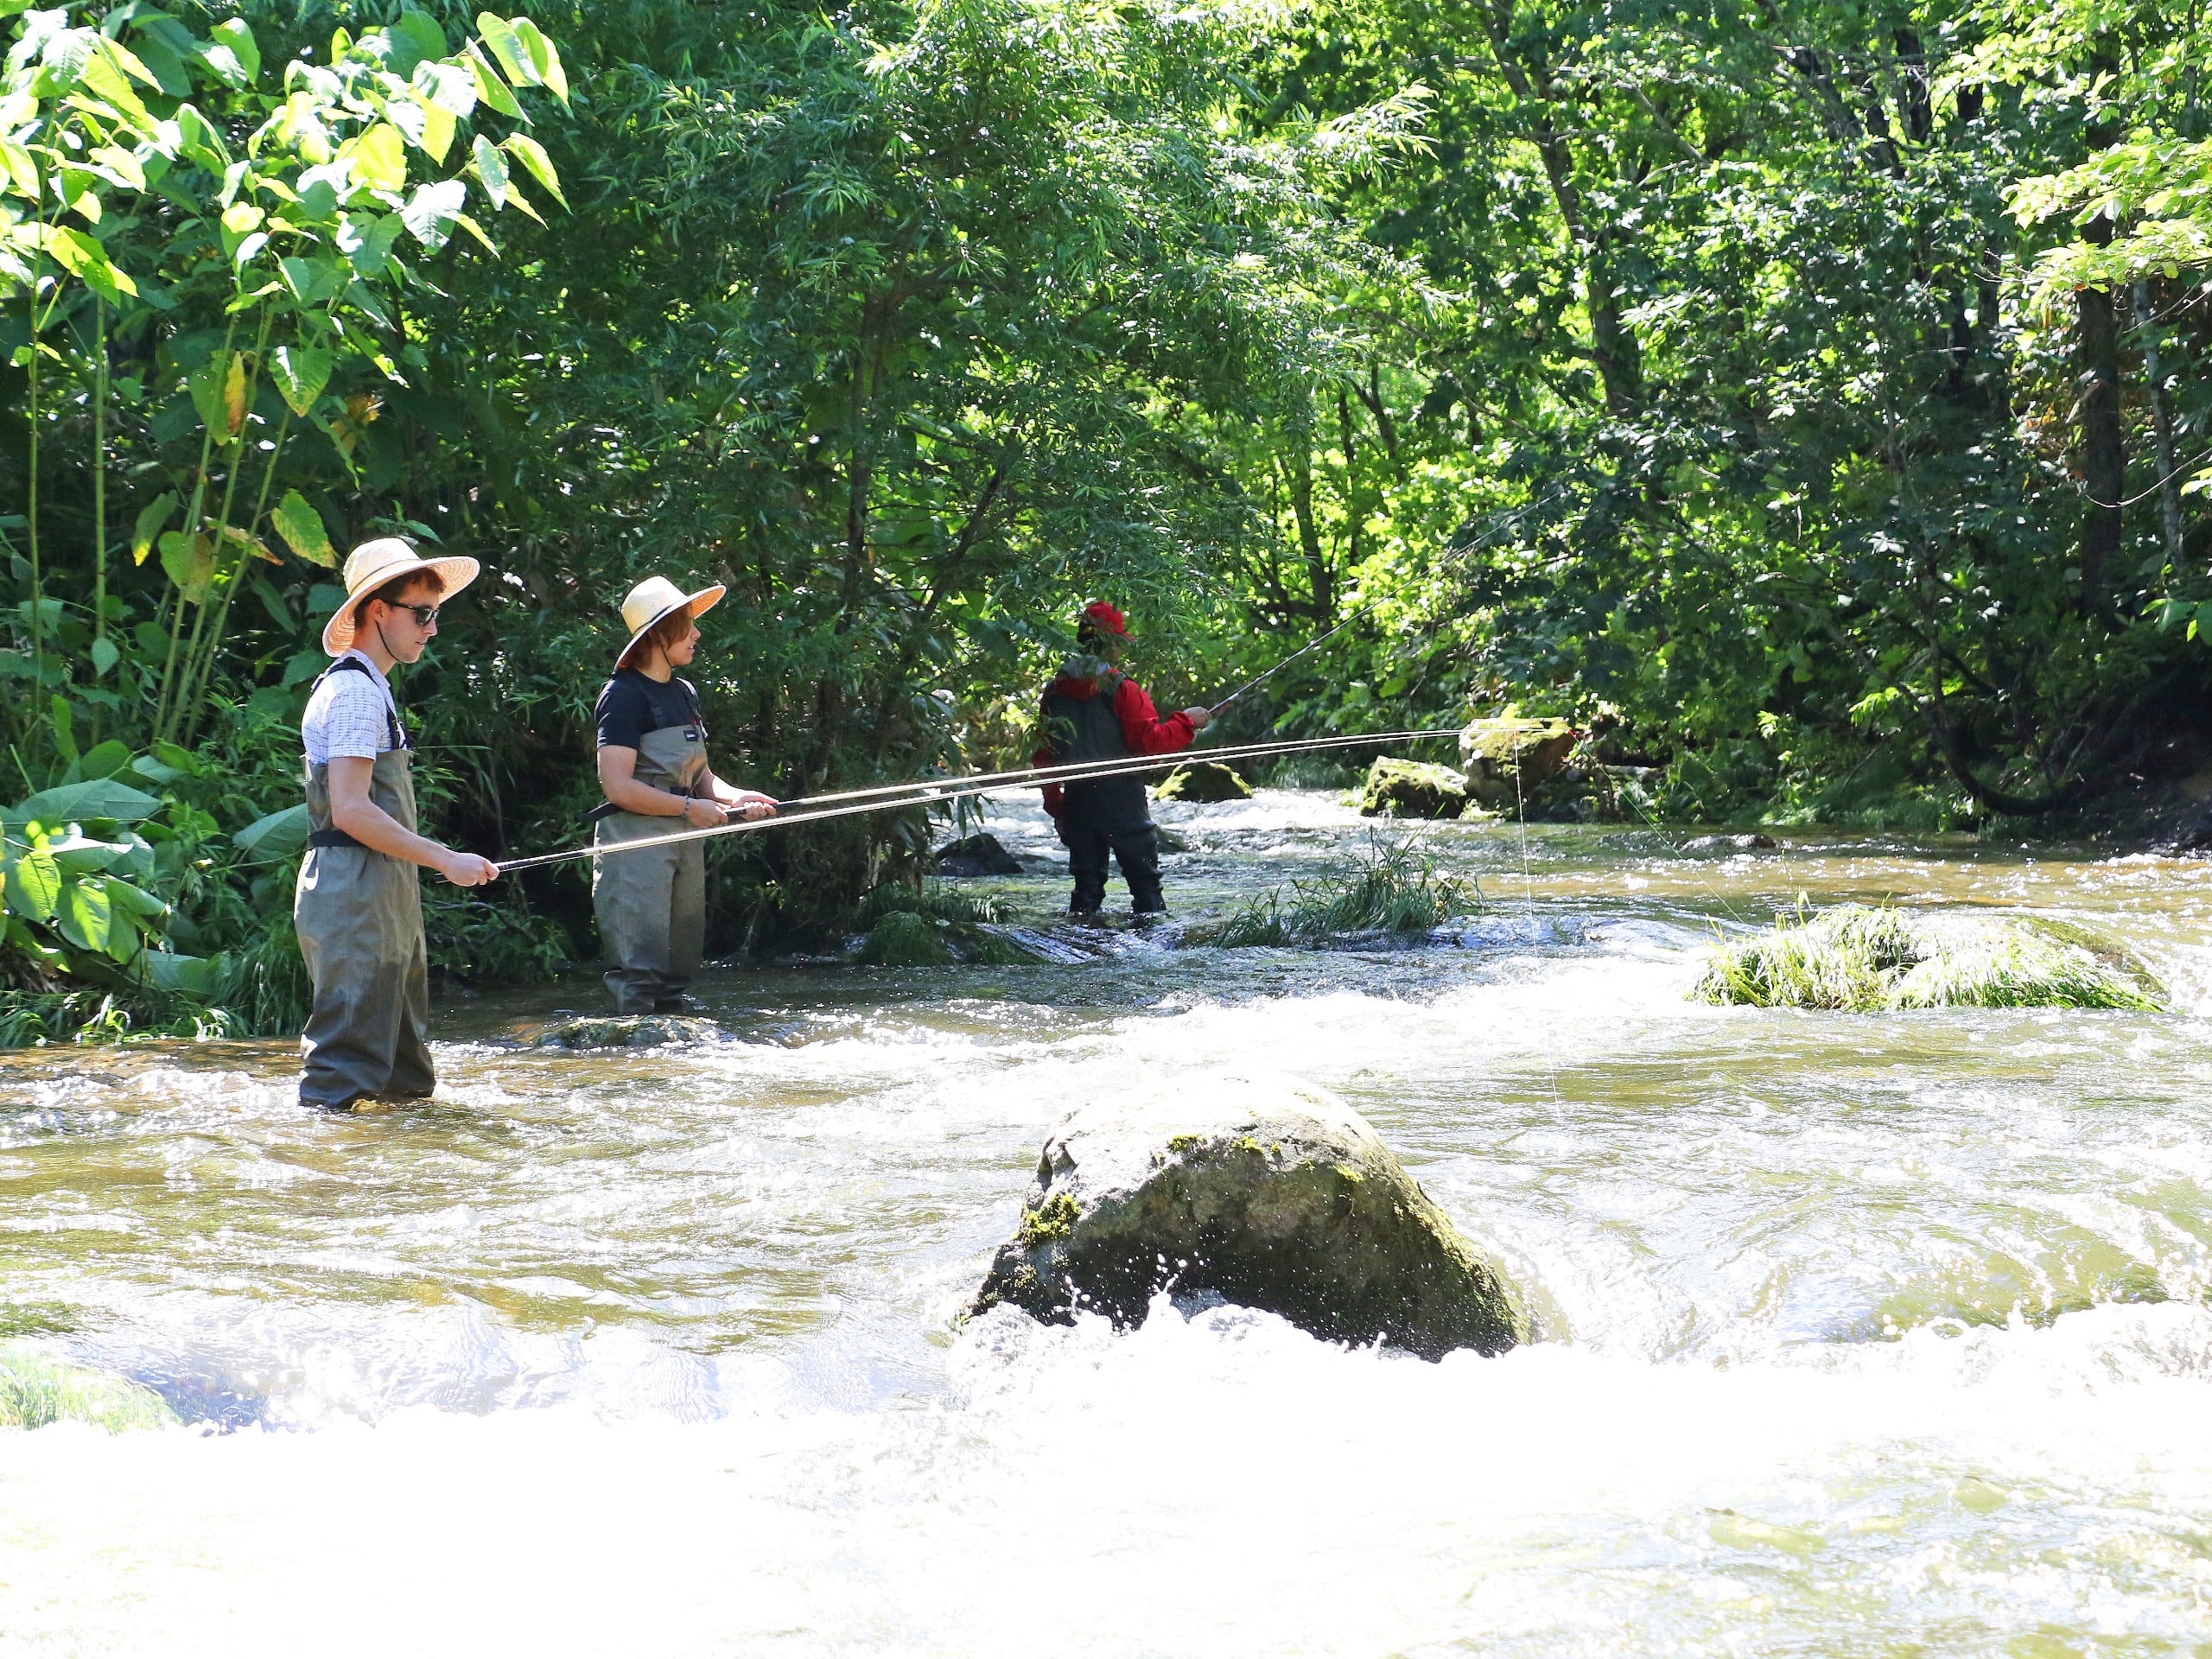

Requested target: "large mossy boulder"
[
  {"left": 1357, "top": 758, "right": 1468, "bottom": 820},
  {"left": 1459, "top": 720, "right": 1576, "bottom": 809},
  {"left": 1693, "top": 905, "right": 2164, "bottom": 1011},
  {"left": 972, "top": 1076, "right": 1527, "bottom": 1359},
  {"left": 1154, "top": 761, "right": 1254, "bottom": 804}
]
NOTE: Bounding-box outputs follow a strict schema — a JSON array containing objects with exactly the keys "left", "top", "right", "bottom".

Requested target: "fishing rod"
[
  {"left": 1208, "top": 607, "right": 1369, "bottom": 716},
  {"left": 495, "top": 727, "right": 1459, "bottom": 874}
]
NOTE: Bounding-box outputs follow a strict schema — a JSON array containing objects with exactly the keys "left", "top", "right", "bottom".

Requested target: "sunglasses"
[{"left": 390, "top": 602, "right": 442, "bottom": 626}]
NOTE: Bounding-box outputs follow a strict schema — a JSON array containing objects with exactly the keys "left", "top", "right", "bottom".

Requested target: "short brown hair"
[
  {"left": 627, "top": 604, "right": 695, "bottom": 664},
  {"left": 353, "top": 567, "right": 446, "bottom": 631}
]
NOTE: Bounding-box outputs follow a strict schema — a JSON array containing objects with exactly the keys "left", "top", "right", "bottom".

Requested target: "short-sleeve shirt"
[
  {"left": 301, "top": 651, "right": 401, "bottom": 766},
  {"left": 594, "top": 669, "right": 703, "bottom": 751}
]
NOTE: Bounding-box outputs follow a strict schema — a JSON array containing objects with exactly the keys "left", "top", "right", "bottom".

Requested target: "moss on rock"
[
  {"left": 972, "top": 1076, "right": 1528, "bottom": 1360},
  {"left": 1357, "top": 759, "right": 1468, "bottom": 820},
  {"left": 1154, "top": 762, "right": 1253, "bottom": 804},
  {"left": 0, "top": 1344, "right": 176, "bottom": 1432},
  {"left": 1459, "top": 720, "right": 1575, "bottom": 809},
  {"left": 1694, "top": 905, "right": 2164, "bottom": 1012}
]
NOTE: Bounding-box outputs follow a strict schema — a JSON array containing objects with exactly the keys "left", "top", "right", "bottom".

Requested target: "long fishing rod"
[
  {"left": 495, "top": 727, "right": 1459, "bottom": 874},
  {"left": 1208, "top": 607, "right": 1369, "bottom": 716}
]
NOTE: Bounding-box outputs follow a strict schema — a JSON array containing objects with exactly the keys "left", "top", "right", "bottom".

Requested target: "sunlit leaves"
[
  {"left": 271, "top": 490, "right": 338, "bottom": 566},
  {"left": 270, "top": 344, "right": 333, "bottom": 416}
]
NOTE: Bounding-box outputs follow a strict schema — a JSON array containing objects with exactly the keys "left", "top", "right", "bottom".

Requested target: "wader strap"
[
  {"left": 306, "top": 658, "right": 407, "bottom": 849},
  {"left": 314, "top": 655, "right": 407, "bottom": 753}
]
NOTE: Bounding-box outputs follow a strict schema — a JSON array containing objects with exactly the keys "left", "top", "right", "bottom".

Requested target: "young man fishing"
[
  {"left": 296, "top": 538, "right": 499, "bottom": 1114},
  {"left": 589, "top": 575, "right": 777, "bottom": 1014},
  {"left": 1034, "top": 601, "right": 1211, "bottom": 918}
]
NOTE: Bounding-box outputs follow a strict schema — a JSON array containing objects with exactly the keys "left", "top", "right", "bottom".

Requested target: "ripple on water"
[{"left": 2, "top": 797, "right": 2211, "bottom": 1650}]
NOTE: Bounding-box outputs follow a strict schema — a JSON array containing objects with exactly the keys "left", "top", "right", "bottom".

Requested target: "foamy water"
[{"left": 3, "top": 791, "right": 2209, "bottom": 1653}]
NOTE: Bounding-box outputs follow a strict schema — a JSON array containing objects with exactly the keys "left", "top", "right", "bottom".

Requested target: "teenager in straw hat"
[
  {"left": 589, "top": 575, "right": 776, "bottom": 1014},
  {"left": 296, "top": 537, "right": 499, "bottom": 1113}
]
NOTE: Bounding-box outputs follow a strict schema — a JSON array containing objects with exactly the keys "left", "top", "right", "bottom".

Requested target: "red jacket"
[{"left": 1033, "top": 658, "right": 1195, "bottom": 817}]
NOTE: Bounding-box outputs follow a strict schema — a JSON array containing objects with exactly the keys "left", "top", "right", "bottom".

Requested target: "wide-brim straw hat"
[
  {"left": 322, "top": 537, "right": 481, "bottom": 656},
  {"left": 616, "top": 575, "right": 725, "bottom": 666}
]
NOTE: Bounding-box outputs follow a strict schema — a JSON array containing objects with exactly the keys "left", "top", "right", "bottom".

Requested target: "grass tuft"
[
  {"left": 0, "top": 1344, "right": 177, "bottom": 1432},
  {"left": 1211, "top": 840, "right": 1480, "bottom": 947},
  {"left": 1694, "top": 904, "right": 2164, "bottom": 1012}
]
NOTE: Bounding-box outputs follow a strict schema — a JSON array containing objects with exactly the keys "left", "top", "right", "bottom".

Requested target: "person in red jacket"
[{"left": 1034, "top": 601, "right": 1211, "bottom": 916}]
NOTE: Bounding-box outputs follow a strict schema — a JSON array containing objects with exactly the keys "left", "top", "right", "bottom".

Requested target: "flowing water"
[{"left": 3, "top": 790, "right": 2212, "bottom": 1655}]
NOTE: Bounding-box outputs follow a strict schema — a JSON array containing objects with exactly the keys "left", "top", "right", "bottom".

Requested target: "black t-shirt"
[{"left": 594, "top": 669, "right": 703, "bottom": 752}]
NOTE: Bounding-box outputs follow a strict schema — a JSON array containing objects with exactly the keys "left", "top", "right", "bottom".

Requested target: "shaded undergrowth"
[
  {"left": 1694, "top": 904, "right": 2164, "bottom": 1012},
  {"left": 1208, "top": 840, "right": 1481, "bottom": 947}
]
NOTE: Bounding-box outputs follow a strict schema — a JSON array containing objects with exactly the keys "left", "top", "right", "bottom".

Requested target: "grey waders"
[
  {"left": 295, "top": 661, "right": 434, "bottom": 1111},
  {"left": 593, "top": 721, "right": 710, "bottom": 1014}
]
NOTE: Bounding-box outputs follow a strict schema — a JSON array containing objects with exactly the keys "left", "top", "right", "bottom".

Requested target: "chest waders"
[
  {"left": 1040, "top": 670, "right": 1166, "bottom": 917},
  {"left": 294, "top": 659, "right": 434, "bottom": 1110},
  {"left": 594, "top": 718, "right": 711, "bottom": 1014}
]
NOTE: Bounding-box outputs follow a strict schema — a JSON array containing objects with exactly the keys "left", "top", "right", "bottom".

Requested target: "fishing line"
[{"left": 495, "top": 728, "right": 1460, "bottom": 874}]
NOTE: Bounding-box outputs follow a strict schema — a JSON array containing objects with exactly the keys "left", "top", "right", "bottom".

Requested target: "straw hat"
[
  {"left": 322, "top": 537, "right": 481, "bottom": 656},
  {"left": 615, "top": 575, "right": 726, "bottom": 667}
]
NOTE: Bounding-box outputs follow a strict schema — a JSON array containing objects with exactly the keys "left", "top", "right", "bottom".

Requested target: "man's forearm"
[{"left": 330, "top": 798, "right": 462, "bottom": 869}]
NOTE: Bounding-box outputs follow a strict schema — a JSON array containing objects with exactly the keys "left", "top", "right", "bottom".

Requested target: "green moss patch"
[
  {"left": 0, "top": 1344, "right": 176, "bottom": 1433},
  {"left": 1694, "top": 905, "right": 2164, "bottom": 1013},
  {"left": 854, "top": 886, "right": 1050, "bottom": 967},
  {"left": 1154, "top": 762, "right": 1253, "bottom": 804},
  {"left": 1357, "top": 759, "right": 1467, "bottom": 820}
]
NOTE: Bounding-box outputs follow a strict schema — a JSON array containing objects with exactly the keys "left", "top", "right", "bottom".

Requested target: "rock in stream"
[{"left": 972, "top": 1076, "right": 1526, "bottom": 1359}]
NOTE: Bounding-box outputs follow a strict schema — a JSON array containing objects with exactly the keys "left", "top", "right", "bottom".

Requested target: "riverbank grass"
[
  {"left": 0, "top": 1344, "right": 177, "bottom": 1432},
  {"left": 1210, "top": 841, "right": 1480, "bottom": 947},
  {"left": 1694, "top": 905, "right": 2164, "bottom": 1012}
]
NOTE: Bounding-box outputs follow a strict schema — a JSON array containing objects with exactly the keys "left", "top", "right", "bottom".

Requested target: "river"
[{"left": 3, "top": 788, "right": 2209, "bottom": 1654}]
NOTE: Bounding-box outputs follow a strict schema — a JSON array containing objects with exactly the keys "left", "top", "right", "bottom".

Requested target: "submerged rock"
[
  {"left": 1154, "top": 761, "right": 1253, "bottom": 804},
  {"left": 933, "top": 833, "right": 1024, "bottom": 876},
  {"left": 1693, "top": 905, "right": 2164, "bottom": 1012},
  {"left": 0, "top": 1343, "right": 176, "bottom": 1432},
  {"left": 1151, "top": 825, "right": 1192, "bottom": 854},
  {"left": 1682, "top": 833, "right": 1777, "bottom": 852},
  {"left": 1460, "top": 720, "right": 1575, "bottom": 809},
  {"left": 972, "top": 1076, "right": 1527, "bottom": 1359},
  {"left": 1358, "top": 759, "right": 1468, "bottom": 820},
  {"left": 531, "top": 1014, "right": 721, "bottom": 1049}
]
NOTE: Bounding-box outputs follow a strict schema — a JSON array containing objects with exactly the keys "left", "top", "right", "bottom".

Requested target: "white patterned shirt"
[{"left": 301, "top": 650, "right": 401, "bottom": 766}]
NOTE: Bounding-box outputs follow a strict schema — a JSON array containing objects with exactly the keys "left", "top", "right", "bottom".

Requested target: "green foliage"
[
  {"left": 1694, "top": 904, "right": 2164, "bottom": 1012},
  {"left": 1211, "top": 838, "right": 1479, "bottom": 946},
  {"left": 0, "top": 1341, "right": 177, "bottom": 1430}
]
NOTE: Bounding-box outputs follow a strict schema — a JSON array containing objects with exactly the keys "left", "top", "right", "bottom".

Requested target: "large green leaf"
[
  {"left": 234, "top": 804, "right": 310, "bottom": 863},
  {"left": 130, "top": 491, "right": 177, "bottom": 567},
  {"left": 3, "top": 849, "right": 60, "bottom": 923},
  {"left": 270, "top": 346, "right": 333, "bottom": 416},
  {"left": 501, "top": 133, "right": 565, "bottom": 209},
  {"left": 158, "top": 531, "right": 218, "bottom": 603},
  {"left": 102, "top": 876, "right": 168, "bottom": 919},
  {"left": 143, "top": 951, "right": 219, "bottom": 996},
  {"left": 271, "top": 491, "right": 337, "bottom": 566},
  {"left": 44, "top": 831, "right": 130, "bottom": 875},
  {"left": 56, "top": 877, "right": 112, "bottom": 955},
  {"left": 11, "top": 779, "right": 162, "bottom": 825}
]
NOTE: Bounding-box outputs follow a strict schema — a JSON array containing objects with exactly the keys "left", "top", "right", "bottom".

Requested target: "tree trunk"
[
  {"left": 2133, "top": 281, "right": 2187, "bottom": 577},
  {"left": 2075, "top": 255, "right": 2123, "bottom": 609}
]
